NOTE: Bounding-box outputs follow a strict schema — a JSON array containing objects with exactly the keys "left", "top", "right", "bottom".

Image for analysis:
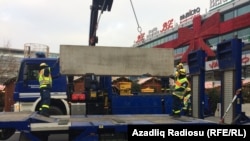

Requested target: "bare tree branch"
[{"left": 0, "top": 41, "right": 19, "bottom": 84}]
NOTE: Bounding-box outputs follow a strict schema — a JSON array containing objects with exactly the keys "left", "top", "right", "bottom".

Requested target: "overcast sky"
[{"left": 0, "top": 0, "right": 210, "bottom": 53}]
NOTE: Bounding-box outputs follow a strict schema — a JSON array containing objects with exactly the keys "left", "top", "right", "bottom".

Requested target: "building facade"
[{"left": 133, "top": 0, "right": 250, "bottom": 81}]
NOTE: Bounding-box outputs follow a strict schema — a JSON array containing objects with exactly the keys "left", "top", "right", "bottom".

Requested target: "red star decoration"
[
  {"left": 156, "top": 12, "right": 221, "bottom": 63},
  {"left": 176, "top": 13, "right": 220, "bottom": 62}
]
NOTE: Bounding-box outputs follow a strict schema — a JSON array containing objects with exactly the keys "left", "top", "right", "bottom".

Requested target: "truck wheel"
[
  {"left": 0, "top": 128, "right": 16, "bottom": 140},
  {"left": 49, "top": 106, "right": 64, "bottom": 115}
]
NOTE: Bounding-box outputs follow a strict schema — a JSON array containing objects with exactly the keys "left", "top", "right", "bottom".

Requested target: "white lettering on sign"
[
  {"left": 147, "top": 27, "right": 159, "bottom": 39},
  {"left": 210, "top": 0, "right": 234, "bottom": 11}
]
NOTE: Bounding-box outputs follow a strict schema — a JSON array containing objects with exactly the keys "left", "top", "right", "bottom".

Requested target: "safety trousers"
[
  {"left": 172, "top": 94, "right": 183, "bottom": 117},
  {"left": 39, "top": 88, "right": 51, "bottom": 117}
]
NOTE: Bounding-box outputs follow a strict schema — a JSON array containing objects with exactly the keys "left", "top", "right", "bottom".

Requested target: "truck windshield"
[{"left": 23, "top": 64, "right": 40, "bottom": 81}]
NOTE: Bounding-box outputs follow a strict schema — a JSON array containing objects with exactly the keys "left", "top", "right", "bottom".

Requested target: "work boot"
[
  {"left": 39, "top": 109, "right": 50, "bottom": 117},
  {"left": 42, "top": 112, "right": 50, "bottom": 117},
  {"left": 171, "top": 113, "right": 181, "bottom": 118}
]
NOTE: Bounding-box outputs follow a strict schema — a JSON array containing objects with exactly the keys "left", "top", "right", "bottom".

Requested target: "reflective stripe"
[
  {"left": 173, "top": 92, "right": 184, "bottom": 98},
  {"left": 172, "top": 109, "right": 181, "bottom": 114},
  {"left": 41, "top": 104, "right": 49, "bottom": 109}
]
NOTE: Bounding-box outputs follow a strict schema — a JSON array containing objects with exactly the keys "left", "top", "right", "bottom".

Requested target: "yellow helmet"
[
  {"left": 176, "top": 63, "right": 183, "bottom": 69},
  {"left": 40, "top": 62, "right": 48, "bottom": 67},
  {"left": 179, "top": 68, "right": 186, "bottom": 75},
  {"left": 178, "top": 63, "right": 183, "bottom": 67}
]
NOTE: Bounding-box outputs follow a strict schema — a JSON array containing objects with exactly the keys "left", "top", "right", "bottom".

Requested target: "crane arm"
[{"left": 89, "top": 0, "right": 113, "bottom": 46}]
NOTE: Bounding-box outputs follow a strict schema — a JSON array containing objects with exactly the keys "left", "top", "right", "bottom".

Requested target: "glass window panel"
[
  {"left": 237, "top": 5, "right": 250, "bottom": 16},
  {"left": 222, "top": 32, "right": 234, "bottom": 41},
  {"left": 223, "top": 11, "right": 234, "bottom": 21},
  {"left": 238, "top": 28, "right": 250, "bottom": 38}
]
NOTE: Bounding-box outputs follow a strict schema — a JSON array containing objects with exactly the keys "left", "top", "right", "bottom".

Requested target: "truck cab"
[{"left": 13, "top": 57, "right": 69, "bottom": 115}]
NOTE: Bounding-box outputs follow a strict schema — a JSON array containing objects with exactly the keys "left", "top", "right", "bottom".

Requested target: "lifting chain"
[{"left": 93, "top": 0, "right": 144, "bottom": 42}]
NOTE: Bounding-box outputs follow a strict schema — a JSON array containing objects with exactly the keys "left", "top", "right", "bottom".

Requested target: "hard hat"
[
  {"left": 179, "top": 68, "right": 186, "bottom": 75},
  {"left": 178, "top": 63, "right": 183, "bottom": 67},
  {"left": 186, "top": 87, "right": 191, "bottom": 92},
  {"left": 40, "top": 63, "right": 48, "bottom": 67},
  {"left": 176, "top": 63, "right": 183, "bottom": 69}
]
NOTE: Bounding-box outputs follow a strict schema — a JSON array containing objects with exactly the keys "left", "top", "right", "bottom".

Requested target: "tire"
[
  {"left": 0, "top": 128, "right": 16, "bottom": 140},
  {"left": 49, "top": 106, "right": 64, "bottom": 115}
]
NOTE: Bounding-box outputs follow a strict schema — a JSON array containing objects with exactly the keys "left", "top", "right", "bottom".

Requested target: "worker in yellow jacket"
[
  {"left": 38, "top": 62, "right": 52, "bottom": 117},
  {"left": 171, "top": 69, "right": 189, "bottom": 118}
]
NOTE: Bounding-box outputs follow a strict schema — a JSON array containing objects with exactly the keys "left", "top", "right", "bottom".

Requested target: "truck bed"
[{"left": 0, "top": 112, "right": 217, "bottom": 131}]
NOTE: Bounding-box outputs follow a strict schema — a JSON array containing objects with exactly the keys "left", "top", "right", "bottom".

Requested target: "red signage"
[
  {"left": 208, "top": 61, "right": 218, "bottom": 69},
  {"left": 242, "top": 56, "right": 250, "bottom": 64},
  {"left": 160, "top": 19, "right": 174, "bottom": 32},
  {"left": 135, "top": 19, "right": 174, "bottom": 43},
  {"left": 206, "top": 56, "right": 250, "bottom": 70},
  {"left": 135, "top": 33, "right": 145, "bottom": 43}
]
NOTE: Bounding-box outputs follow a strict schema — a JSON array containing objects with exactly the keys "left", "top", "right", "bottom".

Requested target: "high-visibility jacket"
[
  {"left": 39, "top": 67, "right": 52, "bottom": 89},
  {"left": 183, "top": 92, "right": 191, "bottom": 110},
  {"left": 173, "top": 77, "right": 188, "bottom": 98}
]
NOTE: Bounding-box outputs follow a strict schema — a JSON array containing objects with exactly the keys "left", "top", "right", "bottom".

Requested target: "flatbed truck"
[
  {"left": 0, "top": 111, "right": 217, "bottom": 141},
  {"left": 0, "top": 43, "right": 220, "bottom": 141}
]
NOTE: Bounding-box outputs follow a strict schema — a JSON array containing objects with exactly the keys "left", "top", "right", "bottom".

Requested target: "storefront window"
[
  {"left": 238, "top": 27, "right": 250, "bottom": 38},
  {"left": 221, "top": 32, "right": 234, "bottom": 41},
  {"left": 237, "top": 5, "right": 250, "bottom": 16},
  {"left": 223, "top": 10, "right": 234, "bottom": 21},
  {"left": 206, "top": 37, "right": 219, "bottom": 47}
]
